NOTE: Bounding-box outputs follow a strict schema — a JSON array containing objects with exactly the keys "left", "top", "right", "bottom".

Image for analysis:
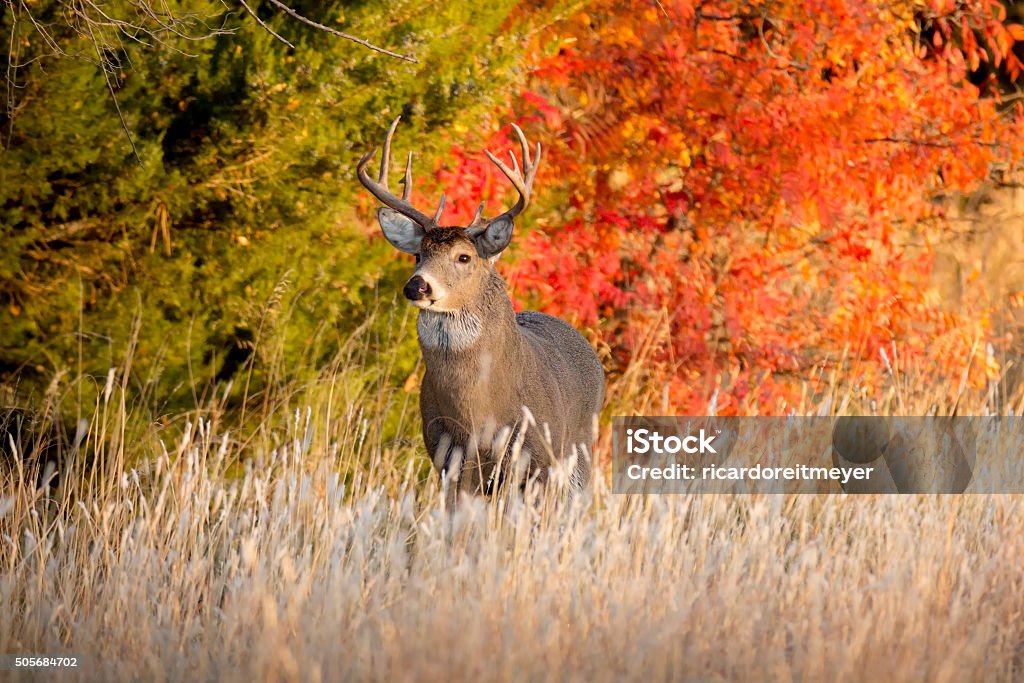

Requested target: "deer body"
[
  {"left": 358, "top": 118, "right": 605, "bottom": 495},
  {"left": 418, "top": 271, "right": 605, "bottom": 492}
]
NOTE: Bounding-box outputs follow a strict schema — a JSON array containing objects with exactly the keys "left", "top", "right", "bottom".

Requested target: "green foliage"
[{"left": 0, "top": 0, "right": 528, "bottom": 416}]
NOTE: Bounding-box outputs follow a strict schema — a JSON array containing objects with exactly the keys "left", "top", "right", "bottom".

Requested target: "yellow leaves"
[
  {"left": 621, "top": 119, "right": 636, "bottom": 140},
  {"left": 607, "top": 165, "right": 631, "bottom": 191},
  {"left": 403, "top": 372, "right": 420, "bottom": 393},
  {"left": 236, "top": 235, "right": 250, "bottom": 247},
  {"left": 832, "top": 302, "right": 853, "bottom": 323},
  {"left": 797, "top": 257, "right": 814, "bottom": 281},
  {"left": 610, "top": 23, "right": 637, "bottom": 47},
  {"left": 286, "top": 98, "right": 300, "bottom": 111},
  {"left": 680, "top": 148, "right": 692, "bottom": 168},
  {"left": 655, "top": 165, "right": 685, "bottom": 191}
]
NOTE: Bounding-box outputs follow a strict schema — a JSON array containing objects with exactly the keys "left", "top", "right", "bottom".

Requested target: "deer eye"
[
  {"left": 457, "top": 254, "right": 472, "bottom": 264},
  {"left": 415, "top": 254, "right": 421, "bottom": 264}
]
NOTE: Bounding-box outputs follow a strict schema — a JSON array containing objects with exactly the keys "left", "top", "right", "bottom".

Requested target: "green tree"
[{"left": 1, "top": 0, "right": 531, "bottom": 416}]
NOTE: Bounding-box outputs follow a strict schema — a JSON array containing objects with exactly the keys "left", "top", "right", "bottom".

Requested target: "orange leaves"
[
  {"left": 435, "top": 0, "right": 1023, "bottom": 413},
  {"left": 922, "top": 0, "right": 1024, "bottom": 79}
]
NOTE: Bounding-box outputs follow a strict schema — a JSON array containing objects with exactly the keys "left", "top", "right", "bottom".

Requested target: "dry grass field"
[{"left": 2, "top": 312, "right": 1023, "bottom": 683}]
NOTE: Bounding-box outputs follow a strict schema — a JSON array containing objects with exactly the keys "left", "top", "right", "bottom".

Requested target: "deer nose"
[{"left": 404, "top": 275, "right": 432, "bottom": 301}]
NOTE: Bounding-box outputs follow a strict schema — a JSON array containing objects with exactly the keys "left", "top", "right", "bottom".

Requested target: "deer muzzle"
[{"left": 404, "top": 274, "right": 432, "bottom": 302}]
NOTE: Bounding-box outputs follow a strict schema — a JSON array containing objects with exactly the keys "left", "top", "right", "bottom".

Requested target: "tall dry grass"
[{"left": 2, "top": 312, "right": 1023, "bottom": 682}]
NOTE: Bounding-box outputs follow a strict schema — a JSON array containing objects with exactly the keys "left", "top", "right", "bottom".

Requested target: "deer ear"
[
  {"left": 377, "top": 208, "right": 425, "bottom": 254},
  {"left": 472, "top": 216, "right": 514, "bottom": 259}
]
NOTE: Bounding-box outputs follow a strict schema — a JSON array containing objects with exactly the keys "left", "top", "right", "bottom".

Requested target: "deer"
[{"left": 357, "top": 117, "right": 605, "bottom": 499}]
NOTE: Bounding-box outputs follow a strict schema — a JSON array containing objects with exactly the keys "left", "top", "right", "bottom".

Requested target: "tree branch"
[
  {"left": 862, "top": 136, "right": 957, "bottom": 148},
  {"left": 80, "top": 0, "right": 143, "bottom": 166},
  {"left": 263, "top": 0, "right": 418, "bottom": 63},
  {"left": 239, "top": 0, "right": 293, "bottom": 49},
  {"left": 860, "top": 136, "right": 1001, "bottom": 149}
]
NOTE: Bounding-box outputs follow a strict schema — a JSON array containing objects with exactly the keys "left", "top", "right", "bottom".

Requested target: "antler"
[
  {"left": 357, "top": 116, "right": 446, "bottom": 230},
  {"left": 468, "top": 123, "right": 542, "bottom": 234}
]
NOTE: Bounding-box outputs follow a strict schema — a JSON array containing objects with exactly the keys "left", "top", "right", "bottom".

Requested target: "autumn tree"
[{"left": 436, "top": 0, "right": 1024, "bottom": 414}]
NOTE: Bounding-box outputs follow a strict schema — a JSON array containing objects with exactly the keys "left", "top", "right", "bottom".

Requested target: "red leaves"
[{"left": 433, "top": 0, "right": 1024, "bottom": 413}]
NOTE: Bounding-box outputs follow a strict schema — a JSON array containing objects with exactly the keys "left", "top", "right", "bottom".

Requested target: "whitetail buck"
[{"left": 357, "top": 117, "right": 605, "bottom": 497}]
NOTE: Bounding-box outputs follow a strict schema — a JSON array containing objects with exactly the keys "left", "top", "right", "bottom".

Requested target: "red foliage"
[{"left": 446, "top": 0, "right": 1024, "bottom": 413}]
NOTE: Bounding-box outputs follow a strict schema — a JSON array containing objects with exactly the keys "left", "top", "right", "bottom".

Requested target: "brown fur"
[{"left": 412, "top": 229, "right": 605, "bottom": 496}]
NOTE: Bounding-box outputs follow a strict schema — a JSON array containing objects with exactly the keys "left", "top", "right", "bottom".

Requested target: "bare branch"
[
  {"left": 859, "top": 136, "right": 1002, "bottom": 149},
  {"left": 263, "top": 0, "right": 418, "bottom": 63},
  {"left": 757, "top": 13, "right": 810, "bottom": 72},
  {"left": 238, "top": 0, "right": 293, "bottom": 49},
  {"left": 5, "top": 2, "right": 19, "bottom": 138},
  {"left": 19, "top": 0, "right": 65, "bottom": 55},
  {"left": 79, "top": 0, "right": 143, "bottom": 166}
]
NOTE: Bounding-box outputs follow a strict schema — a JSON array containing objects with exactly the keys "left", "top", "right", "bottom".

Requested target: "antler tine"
[
  {"left": 484, "top": 149, "right": 528, "bottom": 197},
  {"left": 470, "top": 201, "right": 486, "bottom": 227},
  {"left": 482, "top": 122, "right": 542, "bottom": 227},
  {"left": 508, "top": 149, "right": 520, "bottom": 176},
  {"left": 433, "top": 193, "right": 446, "bottom": 223},
  {"left": 511, "top": 122, "right": 531, "bottom": 167},
  {"left": 401, "top": 151, "right": 413, "bottom": 201},
  {"left": 356, "top": 116, "right": 438, "bottom": 230},
  {"left": 379, "top": 116, "right": 401, "bottom": 186}
]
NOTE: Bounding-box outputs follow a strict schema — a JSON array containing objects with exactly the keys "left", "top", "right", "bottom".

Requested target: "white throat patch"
[{"left": 417, "top": 310, "right": 483, "bottom": 352}]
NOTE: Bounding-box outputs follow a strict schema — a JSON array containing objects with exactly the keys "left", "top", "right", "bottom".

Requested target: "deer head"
[{"left": 357, "top": 117, "right": 541, "bottom": 313}]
